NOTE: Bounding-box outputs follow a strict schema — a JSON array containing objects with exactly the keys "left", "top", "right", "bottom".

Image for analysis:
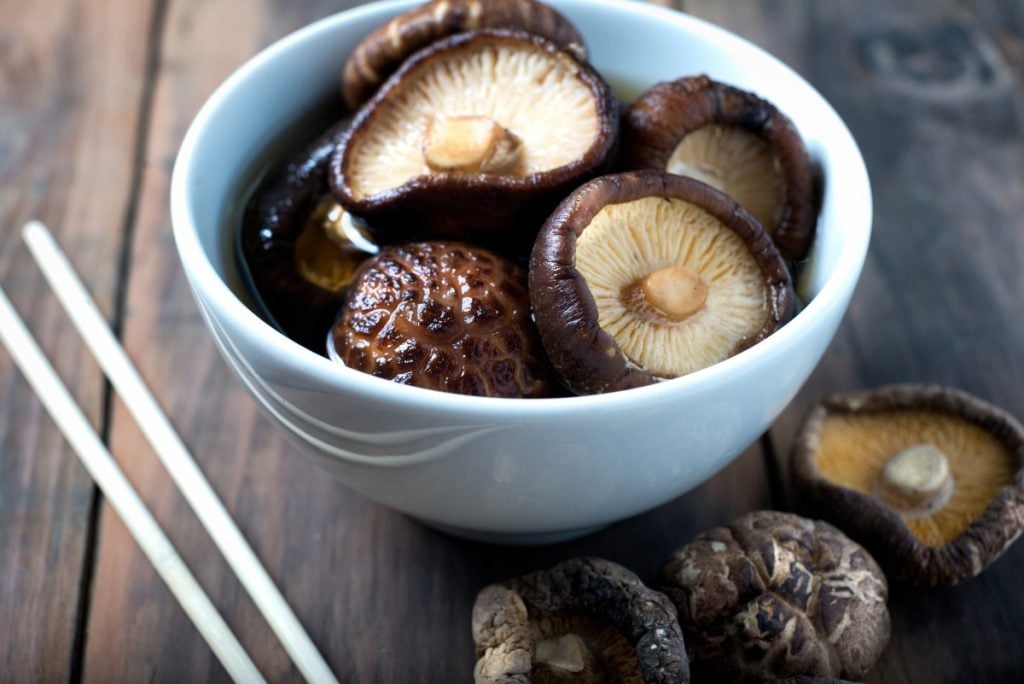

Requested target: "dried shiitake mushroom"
[
  {"left": 622, "top": 76, "right": 816, "bottom": 262},
  {"left": 240, "top": 119, "right": 375, "bottom": 352},
  {"left": 341, "top": 0, "right": 585, "bottom": 110},
  {"left": 472, "top": 557, "right": 689, "bottom": 683},
  {"left": 659, "top": 511, "right": 890, "bottom": 683},
  {"left": 792, "top": 384, "right": 1024, "bottom": 586},
  {"left": 329, "top": 241, "right": 552, "bottom": 397},
  {"left": 529, "top": 171, "right": 795, "bottom": 395},
  {"left": 331, "top": 29, "right": 618, "bottom": 253}
]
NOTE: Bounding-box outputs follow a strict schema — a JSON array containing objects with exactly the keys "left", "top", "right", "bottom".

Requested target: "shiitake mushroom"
[
  {"left": 473, "top": 557, "right": 690, "bottom": 683},
  {"left": 659, "top": 511, "right": 890, "bottom": 683},
  {"left": 329, "top": 241, "right": 553, "bottom": 398},
  {"left": 792, "top": 384, "right": 1024, "bottom": 586},
  {"left": 529, "top": 171, "right": 795, "bottom": 395},
  {"left": 341, "top": 0, "right": 586, "bottom": 110},
  {"left": 239, "top": 118, "right": 375, "bottom": 352},
  {"left": 622, "top": 76, "right": 816, "bottom": 262},
  {"left": 331, "top": 28, "right": 619, "bottom": 256}
]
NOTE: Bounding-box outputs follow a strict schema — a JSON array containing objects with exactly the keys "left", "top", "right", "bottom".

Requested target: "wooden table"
[{"left": 2, "top": 0, "right": 1022, "bottom": 681}]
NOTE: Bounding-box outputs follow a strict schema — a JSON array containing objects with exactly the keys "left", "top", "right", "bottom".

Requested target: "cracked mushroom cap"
[
  {"left": 529, "top": 171, "right": 795, "bottom": 395},
  {"left": 240, "top": 118, "right": 375, "bottom": 352},
  {"left": 622, "top": 76, "right": 816, "bottom": 262},
  {"left": 341, "top": 0, "right": 585, "bottom": 110},
  {"left": 331, "top": 29, "right": 618, "bottom": 253},
  {"left": 472, "top": 557, "right": 689, "bottom": 683},
  {"left": 792, "top": 384, "right": 1024, "bottom": 586},
  {"left": 329, "top": 240, "right": 553, "bottom": 397},
  {"left": 659, "top": 511, "right": 890, "bottom": 683}
]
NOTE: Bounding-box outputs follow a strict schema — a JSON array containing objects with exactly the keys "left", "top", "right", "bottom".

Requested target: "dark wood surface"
[{"left": 1, "top": 0, "right": 1021, "bottom": 681}]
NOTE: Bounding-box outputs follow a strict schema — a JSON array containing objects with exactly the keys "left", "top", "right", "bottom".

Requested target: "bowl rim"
[{"left": 170, "top": 0, "right": 872, "bottom": 418}]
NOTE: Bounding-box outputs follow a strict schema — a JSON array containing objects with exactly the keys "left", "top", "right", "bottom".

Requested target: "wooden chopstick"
[
  {"left": 0, "top": 286, "right": 266, "bottom": 684},
  {"left": 20, "top": 222, "right": 339, "bottom": 684}
]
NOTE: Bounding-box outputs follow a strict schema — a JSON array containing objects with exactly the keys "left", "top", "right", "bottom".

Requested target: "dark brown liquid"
[{"left": 230, "top": 101, "right": 369, "bottom": 353}]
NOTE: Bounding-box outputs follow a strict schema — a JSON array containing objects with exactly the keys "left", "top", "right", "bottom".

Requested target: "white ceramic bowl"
[{"left": 171, "top": 0, "right": 871, "bottom": 543}]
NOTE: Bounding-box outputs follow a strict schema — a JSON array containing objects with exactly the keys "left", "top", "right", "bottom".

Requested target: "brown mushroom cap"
[
  {"left": 472, "top": 557, "right": 690, "bottom": 683},
  {"left": 659, "top": 511, "right": 890, "bottom": 683},
  {"left": 239, "top": 118, "right": 375, "bottom": 352},
  {"left": 341, "top": 0, "right": 586, "bottom": 110},
  {"left": 331, "top": 29, "right": 618, "bottom": 254},
  {"left": 529, "top": 171, "right": 795, "bottom": 395},
  {"left": 622, "top": 76, "right": 816, "bottom": 262},
  {"left": 329, "top": 240, "right": 553, "bottom": 397},
  {"left": 792, "top": 384, "right": 1024, "bottom": 586}
]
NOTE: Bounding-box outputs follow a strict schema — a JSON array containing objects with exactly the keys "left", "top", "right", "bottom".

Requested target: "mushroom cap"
[
  {"left": 529, "top": 171, "right": 795, "bottom": 395},
  {"left": 659, "top": 511, "right": 890, "bottom": 683},
  {"left": 341, "top": 0, "right": 586, "bottom": 110},
  {"left": 329, "top": 241, "right": 553, "bottom": 397},
  {"left": 239, "top": 117, "right": 373, "bottom": 352},
  {"left": 791, "top": 384, "right": 1024, "bottom": 586},
  {"left": 622, "top": 75, "right": 816, "bottom": 262},
  {"left": 472, "top": 557, "right": 690, "bottom": 683},
  {"left": 331, "top": 29, "right": 618, "bottom": 254}
]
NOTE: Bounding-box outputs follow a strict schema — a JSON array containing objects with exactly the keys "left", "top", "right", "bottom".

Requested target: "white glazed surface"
[{"left": 171, "top": 0, "right": 871, "bottom": 540}]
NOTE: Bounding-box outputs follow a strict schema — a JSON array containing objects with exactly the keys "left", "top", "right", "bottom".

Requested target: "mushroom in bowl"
[
  {"left": 530, "top": 171, "right": 796, "bottom": 394},
  {"left": 331, "top": 27, "right": 618, "bottom": 253}
]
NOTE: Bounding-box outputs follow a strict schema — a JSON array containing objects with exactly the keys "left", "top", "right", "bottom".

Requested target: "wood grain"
[
  {"left": 0, "top": 0, "right": 156, "bottom": 680},
  {"left": 2, "top": 0, "right": 1021, "bottom": 682}
]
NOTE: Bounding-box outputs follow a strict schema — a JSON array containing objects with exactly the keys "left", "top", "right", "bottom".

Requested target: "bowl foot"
[{"left": 415, "top": 519, "right": 608, "bottom": 546}]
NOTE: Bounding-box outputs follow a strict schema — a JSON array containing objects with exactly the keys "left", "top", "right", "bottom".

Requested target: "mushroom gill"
[
  {"left": 815, "top": 410, "right": 1018, "bottom": 547},
  {"left": 332, "top": 29, "right": 617, "bottom": 251},
  {"left": 344, "top": 34, "right": 601, "bottom": 200},
  {"left": 471, "top": 557, "right": 689, "bottom": 683},
  {"left": 666, "top": 123, "right": 787, "bottom": 236},
  {"left": 529, "top": 611, "right": 635, "bottom": 683},
  {"left": 575, "top": 196, "right": 771, "bottom": 378},
  {"left": 792, "top": 385, "right": 1024, "bottom": 586},
  {"left": 622, "top": 75, "right": 816, "bottom": 261},
  {"left": 530, "top": 171, "right": 794, "bottom": 394},
  {"left": 340, "top": 0, "right": 586, "bottom": 110}
]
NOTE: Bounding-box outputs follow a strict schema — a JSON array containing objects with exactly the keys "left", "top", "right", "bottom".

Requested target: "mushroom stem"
[
  {"left": 293, "top": 198, "right": 366, "bottom": 292},
  {"left": 640, "top": 266, "right": 708, "bottom": 322},
  {"left": 877, "top": 443, "right": 954, "bottom": 516},
  {"left": 535, "top": 634, "right": 588, "bottom": 673},
  {"left": 422, "top": 115, "right": 523, "bottom": 175}
]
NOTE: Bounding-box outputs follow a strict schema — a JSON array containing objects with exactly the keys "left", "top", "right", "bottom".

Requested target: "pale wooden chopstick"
[
  {"left": 0, "top": 286, "right": 266, "bottom": 684},
  {"left": 21, "top": 221, "right": 339, "bottom": 684}
]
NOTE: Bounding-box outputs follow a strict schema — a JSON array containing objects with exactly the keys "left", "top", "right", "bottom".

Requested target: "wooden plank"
[
  {"left": 0, "top": 0, "right": 156, "bottom": 681},
  {"left": 680, "top": 0, "right": 1024, "bottom": 680},
  {"left": 82, "top": 0, "right": 773, "bottom": 681}
]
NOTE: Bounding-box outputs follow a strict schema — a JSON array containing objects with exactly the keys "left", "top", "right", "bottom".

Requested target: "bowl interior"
[{"left": 171, "top": 0, "right": 870, "bottom": 411}]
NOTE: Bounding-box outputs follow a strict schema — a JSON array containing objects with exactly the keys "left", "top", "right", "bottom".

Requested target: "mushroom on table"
[
  {"left": 659, "top": 511, "right": 890, "bottom": 683},
  {"left": 472, "top": 557, "right": 690, "bottom": 683},
  {"left": 792, "top": 384, "right": 1024, "bottom": 585}
]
